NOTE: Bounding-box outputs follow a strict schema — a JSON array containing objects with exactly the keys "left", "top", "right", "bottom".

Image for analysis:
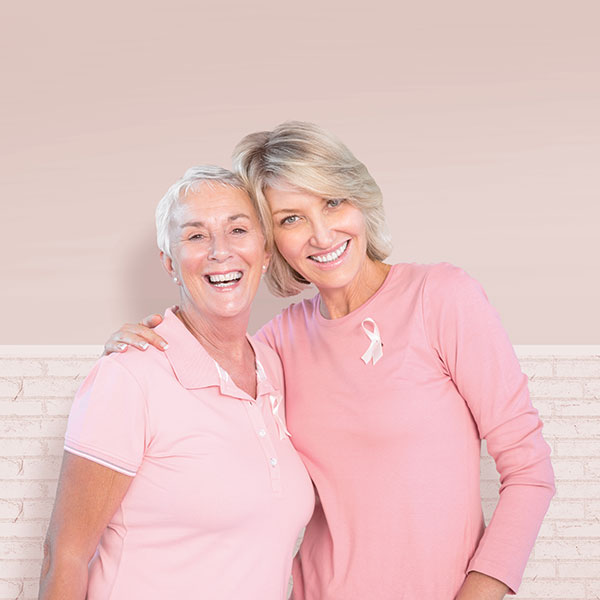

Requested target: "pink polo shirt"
[
  {"left": 256, "top": 263, "right": 555, "bottom": 599},
  {"left": 64, "top": 309, "right": 314, "bottom": 600}
]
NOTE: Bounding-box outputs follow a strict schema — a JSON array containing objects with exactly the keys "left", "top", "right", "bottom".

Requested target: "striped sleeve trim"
[{"left": 64, "top": 445, "right": 137, "bottom": 477}]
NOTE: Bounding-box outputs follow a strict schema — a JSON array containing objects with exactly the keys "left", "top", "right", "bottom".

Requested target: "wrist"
[{"left": 455, "top": 571, "right": 509, "bottom": 600}]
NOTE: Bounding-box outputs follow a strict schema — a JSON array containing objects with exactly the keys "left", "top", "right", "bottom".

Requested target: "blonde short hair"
[
  {"left": 232, "top": 121, "right": 393, "bottom": 296},
  {"left": 156, "top": 165, "right": 266, "bottom": 258}
]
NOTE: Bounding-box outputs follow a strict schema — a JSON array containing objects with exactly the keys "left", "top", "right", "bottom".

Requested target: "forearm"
[
  {"left": 38, "top": 549, "right": 89, "bottom": 600},
  {"left": 38, "top": 455, "right": 133, "bottom": 599},
  {"left": 455, "top": 571, "right": 509, "bottom": 600}
]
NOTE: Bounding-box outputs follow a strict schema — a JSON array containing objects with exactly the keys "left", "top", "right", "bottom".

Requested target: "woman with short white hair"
[
  {"left": 39, "top": 166, "right": 314, "bottom": 600},
  {"left": 105, "top": 122, "right": 555, "bottom": 600}
]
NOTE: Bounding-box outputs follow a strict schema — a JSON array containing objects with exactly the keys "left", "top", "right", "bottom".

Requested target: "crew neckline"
[{"left": 313, "top": 263, "right": 400, "bottom": 328}]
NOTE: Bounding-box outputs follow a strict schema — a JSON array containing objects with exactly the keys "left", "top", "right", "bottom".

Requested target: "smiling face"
[
  {"left": 163, "top": 183, "right": 269, "bottom": 323},
  {"left": 265, "top": 184, "right": 371, "bottom": 294}
]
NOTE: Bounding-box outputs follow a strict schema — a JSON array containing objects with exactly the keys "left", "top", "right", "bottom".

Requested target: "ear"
[
  {"left": 160, "top": 252, "right": 179, "bottom": 283},
  {"left": 262, "top": 250, "right": 272, "bottom": 272}
]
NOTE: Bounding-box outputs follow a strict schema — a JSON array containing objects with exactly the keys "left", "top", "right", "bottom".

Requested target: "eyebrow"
[
  {"left": 271, "top": 208, "right": 299, "bottom": 216},
  {"left": 179, "top": 214, "right": 252, "bottom": 229}
]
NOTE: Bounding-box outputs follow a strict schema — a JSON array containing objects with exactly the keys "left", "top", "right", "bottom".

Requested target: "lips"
[{"left": 308, "top": 240, "right": 349, "bottom": 263}]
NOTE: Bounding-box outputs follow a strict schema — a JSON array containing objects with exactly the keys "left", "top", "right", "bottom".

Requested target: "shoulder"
[
  {"left": 110, "top": 343, "right": 166, "bottom": 372},
  {"left": 425, "top": 262, "right": 486, "bottom": 300},
  {"left": 391, "top": 261, "right": 471, "bottom": 285},
  {"left": 419, "top": 263, "right": 495, "bottom": 335},
  {"left": 377, "top": 262, "right": 481, "bottom": 303},
  {"left": 87, "top": 345, "right": 168, "bottom": 392},
  {"left": 252, "top": 337, "right": 282, "bottom": 369},
  {"left": 273, "top": 295, "right": 319, "bottom": 326},
  {"left": 254, "top": 294, "right": 319, "bottom": 345},
  {"left": 68, "top": 349, "right": 156, "bottom": 438},
  {"left": 379, "top": 261, "right": 466, "bottom": 289}
]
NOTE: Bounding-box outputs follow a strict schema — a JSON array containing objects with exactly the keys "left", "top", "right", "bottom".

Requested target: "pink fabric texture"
[
  {"left": 256, "top": 263, "right": 555, "bottom": 600},
  {"left": 65, "top": 309, "right": 315, "bottom": 599}
]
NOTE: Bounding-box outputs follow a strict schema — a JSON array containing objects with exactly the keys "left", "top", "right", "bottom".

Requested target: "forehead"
[
  {"left": 172, "top": 183, "right": 257, "bottom": 224},
  {"left": 265, "top": 184, "right": 321, "bottom": 208}
]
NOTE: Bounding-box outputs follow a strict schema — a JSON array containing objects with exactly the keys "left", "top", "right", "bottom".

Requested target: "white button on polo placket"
[{"left": 226, "top": 357, "right": 283, "bottom": 494}]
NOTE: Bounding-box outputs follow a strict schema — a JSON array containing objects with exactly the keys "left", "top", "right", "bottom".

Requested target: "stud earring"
[
  {"left": 262, "top": 265, "right": 267, "bottom": 272},
  {"left": 173, "top": 276, "right": 178, "bottom": 283}
]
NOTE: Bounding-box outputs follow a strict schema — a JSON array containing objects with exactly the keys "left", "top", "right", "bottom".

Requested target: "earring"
[
  {"left": 262, "top": 265, "right": 267, "bottom": 272},
  {"left": 173, "top": 276, "right": 178, "bottom": 283}
]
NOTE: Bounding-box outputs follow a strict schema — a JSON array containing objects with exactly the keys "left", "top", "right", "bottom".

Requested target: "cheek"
[
  {"left": 273, "top": 229, "right": 303, "bottom": 261},
  {"left": 344, "top": 205, "right": 367, "bottom": 228},
  {"left": 356, "top": 219, "right": 369, "bottom": 246},
  {"left": 174, "top": 247, "right": 206, "bottom": 275},
  {"left": 343, "top": 211, "right": 368, "bottom": 248},
  {"left": 239, "top": 237, "right": 267, "bottom": 265}
]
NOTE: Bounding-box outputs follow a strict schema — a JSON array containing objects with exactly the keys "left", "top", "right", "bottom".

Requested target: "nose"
[
  {"left": 207, "top": 233, "right": 233, "bottom": 262},
  {"left": 309, "top": 215, "right": 335, "bottom": 249}
]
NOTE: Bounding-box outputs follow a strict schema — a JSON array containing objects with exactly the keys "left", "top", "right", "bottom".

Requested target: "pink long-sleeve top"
[{"left": 255, "top": 262, "right": 555, "bottom": 600}]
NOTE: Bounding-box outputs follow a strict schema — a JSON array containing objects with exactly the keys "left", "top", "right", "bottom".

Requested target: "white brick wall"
[
  {"left": 0, "top": 346, "right": 100, "bottom": 600},
  {"left": 0, "top": 345, "right": 598, "bottom": 599}
]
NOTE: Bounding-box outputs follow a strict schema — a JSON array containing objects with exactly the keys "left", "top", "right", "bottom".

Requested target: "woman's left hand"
[{"left": 455, "top": 571, "right": 509, "bottom": 600}]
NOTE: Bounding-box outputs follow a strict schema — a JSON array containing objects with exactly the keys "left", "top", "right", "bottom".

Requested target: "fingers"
[
  {"left": 102, "top": 322, "right": 169, "bottom": 356},
  {"left": 103, "top": 331, "right": 148, "bottom": 356},
  {"left": 140, "top": 314, "right": 163, "bottom": 328},
  {"left": 102, "top": 341, "right": 129, "bottom": 356},
  {"left": 131, "top": 320, "right": 169, "bottom": 350}
]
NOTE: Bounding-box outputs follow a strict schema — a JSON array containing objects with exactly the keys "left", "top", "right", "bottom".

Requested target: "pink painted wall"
[{"left": 2, "top": 1, "right": 599, "bottom": 343}]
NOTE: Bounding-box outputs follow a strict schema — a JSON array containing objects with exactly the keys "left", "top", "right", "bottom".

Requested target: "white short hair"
[{"left": 155, "top": 166, "right": 246, "bottom": 258}]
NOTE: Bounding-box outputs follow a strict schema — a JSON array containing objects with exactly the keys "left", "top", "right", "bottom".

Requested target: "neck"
[
  {"left": 176, "top": 301, "right": 251, "bottom": 361},
  {"left": 319, "top": 260, "right": 391, "bottom": 319}
]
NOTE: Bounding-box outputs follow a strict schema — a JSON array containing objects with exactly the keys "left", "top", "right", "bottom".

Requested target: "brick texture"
[{"left": 0, "top": 345, "right": 598, "bottom": 599}]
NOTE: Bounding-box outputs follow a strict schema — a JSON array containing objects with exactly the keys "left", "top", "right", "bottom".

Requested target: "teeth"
[
  {"left": 310, "top": 241, "right": 348, "bottom": 263},
  {"left": 208, "top": 271, "right": 242, "bottom": 283}
]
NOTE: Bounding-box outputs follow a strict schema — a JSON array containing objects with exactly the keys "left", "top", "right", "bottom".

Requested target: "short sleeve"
[
  {"left": 64, "top": 355, "right": 148, "bottom": 477},
  {"left": 423, "top": 263, "right": 555, "bottom": 594}
]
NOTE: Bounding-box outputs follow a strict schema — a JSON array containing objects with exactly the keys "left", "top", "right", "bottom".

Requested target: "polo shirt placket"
[{"left": 214, "top": 361, "right": 284, "bottom": 495}]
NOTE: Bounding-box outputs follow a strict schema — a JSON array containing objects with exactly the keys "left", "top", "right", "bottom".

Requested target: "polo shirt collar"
[{"left": 158, "top": 308, "right": 278, "bottom": 400}]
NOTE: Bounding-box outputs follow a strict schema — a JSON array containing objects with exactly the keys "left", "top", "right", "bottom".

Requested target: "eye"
[
  {"left": 280, "top": 215, "right": 300, "bottom": 225},
  {"left": 188, "top": 233, "right": 205, "bottom": 241},
  {"left": 231, "top": 227, "right": 248, "bottom": 235},
  {"left": 326, "top": 198, "right": 345, "bottom": 208}
]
